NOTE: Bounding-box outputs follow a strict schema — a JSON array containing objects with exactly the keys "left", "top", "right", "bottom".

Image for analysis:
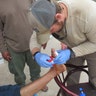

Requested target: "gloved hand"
[
  {"left": 34, "top": 52, "right": 54, "bottom": 68},
  {"left": 53, "top": 49, "right": 71, "bottom": 64}
]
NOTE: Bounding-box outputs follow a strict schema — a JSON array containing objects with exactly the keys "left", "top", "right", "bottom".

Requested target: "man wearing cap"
[{"left": 30, "top": 0, "right": 96, "bottom": 89}]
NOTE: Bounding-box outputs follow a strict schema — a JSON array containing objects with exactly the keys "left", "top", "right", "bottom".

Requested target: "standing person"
[
  {"left": 30, "top": 0, "right": 96, "bottom": 89},
  {"left": 0, "top": 0, "right": 46, "bottom": 92}
]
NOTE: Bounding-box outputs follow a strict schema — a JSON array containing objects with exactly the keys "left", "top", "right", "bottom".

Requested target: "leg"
[
  {"left": 66, "top": 57, "right": 85, "bottom": 86},
  {"left": 25, "top": 50, "right": 41, "bottom": 81},
  {"left": 8, "top": 47, "right": 26, "bottom": 86},
  {"left": 85, "top": 52, "right": 96, "bottom": 88}
]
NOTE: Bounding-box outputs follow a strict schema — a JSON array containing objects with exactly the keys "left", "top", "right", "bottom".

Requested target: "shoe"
[
  {"left": 41, "top": 86, "right": 48, "bottom": 92},
  {"left": 33, "top": 93, "right": 38, "bottom": 96}
]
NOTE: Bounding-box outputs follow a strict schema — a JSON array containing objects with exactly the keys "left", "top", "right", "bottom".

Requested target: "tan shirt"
[
  {"left": 30, "top": 0, "right": 96, "bottom": 57},
  {"left": 56, "top": 0, "right": 96, "bottom": 57},
  {"left": 0, "top": 0, "right": 33, "bottom": 52}
]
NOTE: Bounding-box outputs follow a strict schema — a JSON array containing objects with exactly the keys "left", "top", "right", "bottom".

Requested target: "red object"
[{"left": 48, "top": 56, "right": 54, "bottom": 62}]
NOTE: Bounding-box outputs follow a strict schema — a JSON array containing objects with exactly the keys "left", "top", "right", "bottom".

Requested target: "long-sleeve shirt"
[
  {"left": 30, "top": 0, "right": 96, "bottom": 57},
  {"left": 0, "top": 0, "right": 33, "bottom": 52}
]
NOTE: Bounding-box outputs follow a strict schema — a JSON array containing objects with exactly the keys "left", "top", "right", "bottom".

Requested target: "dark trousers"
[
  {"left": 8, "top": 47, "right": 41, "bottom": 86},
  {"left": 66, "top": 52, "right": 96, "bottom": 88}
]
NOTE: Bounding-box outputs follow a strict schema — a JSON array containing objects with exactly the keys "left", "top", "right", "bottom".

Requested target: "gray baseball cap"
[{"left": 31, "top": 0, "right": 56, "bottom": 29}]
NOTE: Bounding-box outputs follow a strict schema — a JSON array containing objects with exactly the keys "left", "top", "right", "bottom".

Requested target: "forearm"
[
  {"left": 29, "top": 31, "right": 41, "bottom": 55},
  {"left": 20, "top": 64, "right": 66, "bottom": 96},
  {"left": 0, "top": 19, "right": 7, "bottom": 52},
  {"left": 0, "top": 30, "right": 7, "bottom": 52},
  {"left": 72, "top": 41, "right": 96, "bottom": 57},
  {"left": 20, "top": 68, "right": 57, "bottom": 96},
  {"left": 31, "top": 47, "right": 40, "bottom": 56}
]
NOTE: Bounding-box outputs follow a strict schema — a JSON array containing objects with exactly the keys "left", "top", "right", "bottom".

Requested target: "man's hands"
[
  {"left": 34, "top": 52, "right": 54, "bottom": 68},
  {"left": 1, "top": 51, "right": 11, "bottom": 61},
  {"left": 34, "top": 48, "right": 71, "bottom": 68},
  {"left": 53, "top": 49, "right": 71, "bottom": 64}
]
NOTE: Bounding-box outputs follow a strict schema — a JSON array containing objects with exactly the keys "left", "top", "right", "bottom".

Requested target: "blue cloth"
[{"left": 0, "top": 85, "right": 21, "bottom": 96}]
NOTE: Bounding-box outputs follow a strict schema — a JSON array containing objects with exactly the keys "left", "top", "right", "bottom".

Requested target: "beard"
[{"left": 58, "top": 19, "right": 66, "bottom": 32}]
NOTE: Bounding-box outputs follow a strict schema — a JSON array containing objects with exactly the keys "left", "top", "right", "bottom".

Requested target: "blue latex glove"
[
  {"left": 33, "top": 93, "right": 38, "bottom": 96},
  {"left": 53, "top": 49, "right": 71, "bottom": 64},
  {"left": 34, "top": 52, "right": 54, "bottom": 68}
]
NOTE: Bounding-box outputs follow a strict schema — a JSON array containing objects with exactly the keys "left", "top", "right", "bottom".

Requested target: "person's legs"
[
  {"left": 0, "top": 85, "right": 21, "bottom": 96},
  {"left": 85, "top": 52, "right": 96, "bottom": 88},
  {"left": 25, "top": 50, "right": 41, "bottom": 81},
  {"left": 66, "top": 57, "right": 85, "bottom": 86},
  {"left": 8, "top": 47, "right": 26, "bottom": 86}
]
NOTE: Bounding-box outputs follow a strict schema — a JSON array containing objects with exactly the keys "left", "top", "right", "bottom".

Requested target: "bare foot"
[{"left": 51, "top": 48, "right": 66, "bottom": 74}]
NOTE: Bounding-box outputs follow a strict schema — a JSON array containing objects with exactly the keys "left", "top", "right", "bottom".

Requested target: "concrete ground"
[{"left": 0, "top": 36, "right": 88, "bottom": 96}]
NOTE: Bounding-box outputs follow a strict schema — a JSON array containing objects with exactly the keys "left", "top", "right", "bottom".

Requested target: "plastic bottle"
[{"left": 79, "top": 88, "right": 86, "bottom": 96}]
